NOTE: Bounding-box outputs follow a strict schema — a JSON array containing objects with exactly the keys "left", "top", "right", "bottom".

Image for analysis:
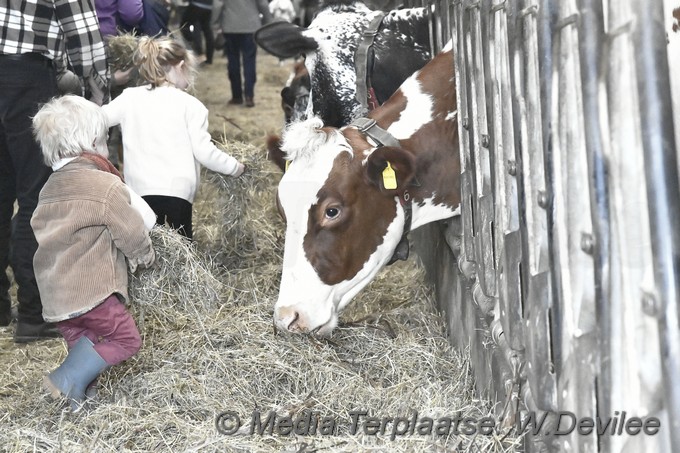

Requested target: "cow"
[
  {"left": 255, "top": 0, "right": 432, "bottom": 129},
  {"left": 271, "top": 46, "right": 460, "bottom": 336},
  {"left": 281, "top": 58, "right": 310, "bottom": 124}
]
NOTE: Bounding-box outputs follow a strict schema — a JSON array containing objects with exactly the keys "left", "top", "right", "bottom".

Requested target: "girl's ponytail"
[{"left": 134, "top": 35, "right": 197, "bottom": 89}]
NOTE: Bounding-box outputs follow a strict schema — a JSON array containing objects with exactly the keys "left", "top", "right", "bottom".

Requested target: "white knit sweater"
[{"left": 103, "top": 85, "right": 241, "bottom": 203}]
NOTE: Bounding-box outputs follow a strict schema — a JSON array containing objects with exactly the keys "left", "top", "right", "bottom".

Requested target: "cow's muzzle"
[{"left": 274, "top": 306, "right": 335, "bottom": 337}]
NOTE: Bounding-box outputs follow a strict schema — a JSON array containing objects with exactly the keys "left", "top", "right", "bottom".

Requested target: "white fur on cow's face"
[{"left": 275, "top": 118, "right": 408, "bottom": 335}]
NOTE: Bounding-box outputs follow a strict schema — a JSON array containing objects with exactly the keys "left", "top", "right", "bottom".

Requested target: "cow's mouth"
[
  {"left": 311, "top": 317, "right": 337, "bottom": 337},
  {"left": 273, "top": 312, "right": 337, "bottom": 337}
]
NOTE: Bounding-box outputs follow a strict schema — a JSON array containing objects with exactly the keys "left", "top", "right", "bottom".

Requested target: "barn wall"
[{"left": 403, "top": 0, "right": 680, "bottom": 451}]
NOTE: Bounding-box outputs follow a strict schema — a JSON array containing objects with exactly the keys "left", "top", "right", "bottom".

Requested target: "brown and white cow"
[{"left": 273, "top": 46, "right": 460, "bottom": 335}]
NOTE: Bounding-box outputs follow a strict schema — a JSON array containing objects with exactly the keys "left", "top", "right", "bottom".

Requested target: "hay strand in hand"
[{"left": 108, "top": 33, "right": 139, "bottom": 72}]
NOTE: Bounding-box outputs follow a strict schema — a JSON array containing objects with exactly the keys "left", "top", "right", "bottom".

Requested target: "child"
[
  {"left": 31, "top": 95, "right": 156, "bottom": 408},
  {"left": 103, "top": 35, "right": 246, "bottom": 240}
]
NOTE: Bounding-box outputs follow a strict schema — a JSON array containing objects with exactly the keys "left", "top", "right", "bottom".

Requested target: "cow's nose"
[{"left": 275, "top": 306, "right": 304, "bottom": 332}]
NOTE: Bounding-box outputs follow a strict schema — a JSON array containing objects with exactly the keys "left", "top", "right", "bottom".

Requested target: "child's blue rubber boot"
[{"left": 44, "top": 336, "right": 108, "bottom": 406}]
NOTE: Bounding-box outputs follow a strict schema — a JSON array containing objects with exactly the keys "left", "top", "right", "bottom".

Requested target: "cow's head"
[
  {"left": 274, "top": 117, "right": 416, "bottom": 335},
  {"left": 256, "top": 7, "right": 371, "bottom": 127},
  {"left": 256, "top": 2, "right": 430, "bottom": 128}
]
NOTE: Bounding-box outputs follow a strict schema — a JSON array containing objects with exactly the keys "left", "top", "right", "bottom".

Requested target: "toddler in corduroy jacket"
[{"left": 31, "top": 95, "right": 156, "bottom": 409}]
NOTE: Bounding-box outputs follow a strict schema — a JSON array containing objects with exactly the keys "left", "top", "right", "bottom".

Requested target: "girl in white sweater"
[{"left": 103, "top": 36, "right": 245, "bottom": 239}]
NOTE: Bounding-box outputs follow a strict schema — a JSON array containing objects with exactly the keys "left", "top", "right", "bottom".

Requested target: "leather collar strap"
[
  {"left": 355, "top": 12, "right": 386, "bottom": 112},
  {"left": 350, "top": 117, "right": 401, "bottom": 148},
  {"left": 349, "top": 118, "right": 412, "bottom": 266}
]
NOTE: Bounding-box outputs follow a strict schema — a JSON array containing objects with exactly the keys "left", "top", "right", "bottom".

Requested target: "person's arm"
[
  {"left": 118, "top": 0, "right": 145, "bottom": 28},
  {"left": 187, "top": 101, "right": 244, "bottom": 176},
  {"left": 256, "top": 0, "right": 274, "bottom": 24},
  {"left": 104, "top": 182, "right": 155, "bottom": 272},
  {"left": 211, "top": 0, "right": 224, "bottom": 30},
  {"left": 101, "top": 93, "right": 125, "bottom": 127},
  {"left": 55, "top": 0, "right": 110, "bottom": 104},
  {"left": 126, "top": 186, "right": 157, "bottom": 231}
]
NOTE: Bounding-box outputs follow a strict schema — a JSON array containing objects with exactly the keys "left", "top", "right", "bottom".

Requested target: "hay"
[
  {"left": 0, "top": 140, "right": 520, "bottom": 452},
  {"left": 194, "top": 140, "right": 285, "bottom": 269},
  {"left": 107, "top": 33, "right": 138, "bottom": 72}
]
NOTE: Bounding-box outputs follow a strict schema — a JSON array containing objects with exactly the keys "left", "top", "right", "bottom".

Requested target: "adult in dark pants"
[
  {"left": 212, "top": 0, "right": 272, "bottom": 107},
  {"left": 180, "top": 0, "right": 215, "bottom": 65},
  {"left": 0, "top": 0, "right": 109, "bottom": 342}
]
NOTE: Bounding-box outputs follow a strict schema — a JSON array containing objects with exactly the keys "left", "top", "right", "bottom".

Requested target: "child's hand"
[
  {"left": 112, "top": 67, "right": 135, "bottom": 86},
  {"left": 232, "top": 163, "right": 246, "bottom": 177},
  {"left": 128, "top": 247, "right": 156, "bottom": 273},
  {"left": 140, "top": 247, "right": 156, "bottom": 269}
]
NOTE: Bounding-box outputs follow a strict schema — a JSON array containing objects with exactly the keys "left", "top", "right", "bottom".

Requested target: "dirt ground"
[{"left": 195, "top": 50, "right": 291, "bottom": 150}]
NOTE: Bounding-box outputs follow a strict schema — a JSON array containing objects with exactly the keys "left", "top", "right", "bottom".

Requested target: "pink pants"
[{"left": 57, "top": 294, "right": 141, "bottom": 366}]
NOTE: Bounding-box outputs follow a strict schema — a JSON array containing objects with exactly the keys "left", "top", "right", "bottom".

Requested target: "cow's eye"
[{"left": 325, "top": 207, "right": 340, "bottom": 219}]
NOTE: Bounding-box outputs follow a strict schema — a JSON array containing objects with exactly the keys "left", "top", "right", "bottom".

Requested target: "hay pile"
[
  {"left": 0, "top": 140, "right": 519, "bottom": 452},
  {"left": 107, "top": 33, "right": 138, "bottom": 72}
]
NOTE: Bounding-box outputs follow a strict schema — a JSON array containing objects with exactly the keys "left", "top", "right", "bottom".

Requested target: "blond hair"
[
  {"left": 134, "top": 35, "right": 197, "bottom": 89},
  {"left": 32, "top": 95, "right": 109, "bottom": 166}
]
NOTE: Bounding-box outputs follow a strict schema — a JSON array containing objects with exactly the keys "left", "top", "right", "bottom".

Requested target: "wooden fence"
[{"left": 398, "top": 0, "right": 680, "bottom": 450}]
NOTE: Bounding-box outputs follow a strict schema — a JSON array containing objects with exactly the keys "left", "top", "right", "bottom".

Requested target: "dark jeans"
[
  {"left": 142, "top": 195, "right": 193, "bottom": 240},
  {"left": 180, "top": 4, "right": 214, "bottom": 63},
  {"left": 0, "top": 55, "right": 57, "bottom": 324},
  {"left": 223, "top": 33, "right": 257, "bottom": 100}
]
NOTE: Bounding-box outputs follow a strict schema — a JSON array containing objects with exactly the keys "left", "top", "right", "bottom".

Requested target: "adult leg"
[
  {"left": 179, "top": 5, "right": 196, "bottom": 47},
  {"left": 241, "top": 33, "right": 258, "bottom": 104},
  {"left": 197, "top": 8, "right": 214, "bottom": 64},
  {"left": 0, "top": 59, "right": 57, "bottom": 330},
  {"left": 223, "top": 33, "right": 243, "bottom": 102},
  {"left": 9, "top": 85, "right": 54, "bottom": 326},
  {"left": 107, "top": 126, "right": 122, "bottom": 169},
  {"left": 189, "top": 7, "right": 205, "bottom": 56},
  {"left": 0, "top": 126, "right": 15, "bottom": 326}
]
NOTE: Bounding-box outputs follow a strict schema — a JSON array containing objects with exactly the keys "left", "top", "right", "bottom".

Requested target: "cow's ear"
[
  {"left": 255, "top": 22, "right": 319, "bottom": 59},
  {"left": 266, "top": 135, "right": 287, "bottom": 172},
  {"left": 364, "top": 147, "right": 416, "bottom": 194}
]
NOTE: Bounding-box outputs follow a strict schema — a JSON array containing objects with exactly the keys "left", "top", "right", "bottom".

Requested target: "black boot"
[{"left": 14, "top": 321, "right": 61, "bottom": 343}]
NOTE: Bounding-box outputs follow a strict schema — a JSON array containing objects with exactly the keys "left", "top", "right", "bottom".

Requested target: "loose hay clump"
[
  {"left": 194, "top": 139, "right": 285, "bottom": 270},
  {"left": 107, "top": 33, "right": 138, "bottom": 72},
  {"left": 127, "top": 225, "right": 226, "bottom": 334},
  {"left": 0, "top": 140, "right": 520, "bottom": 452}
]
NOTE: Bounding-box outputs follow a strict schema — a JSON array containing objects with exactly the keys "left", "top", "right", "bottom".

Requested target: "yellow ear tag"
[
  {"left": 285, "top": 160, "right": 291, "bottom": 172},
  {"left": 382, "top": 161, "right": 398, "bottom": 190}
]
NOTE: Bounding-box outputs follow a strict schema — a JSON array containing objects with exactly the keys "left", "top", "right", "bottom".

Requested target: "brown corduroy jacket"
[{"left": 31, "top": 158, "right": 155, "bottom": 322}]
